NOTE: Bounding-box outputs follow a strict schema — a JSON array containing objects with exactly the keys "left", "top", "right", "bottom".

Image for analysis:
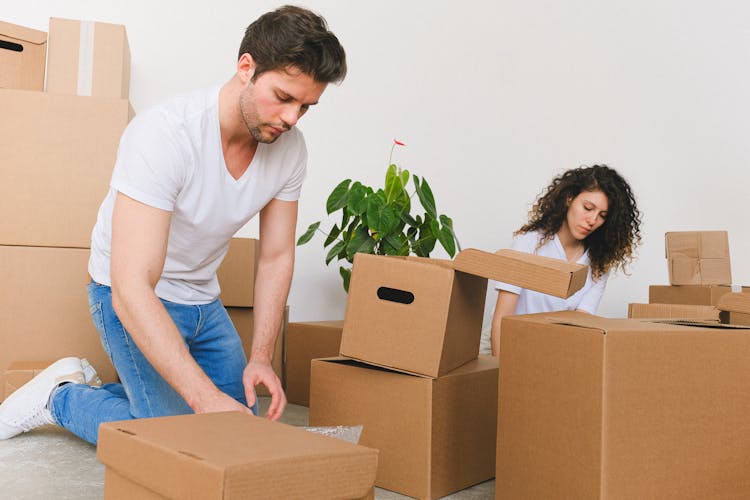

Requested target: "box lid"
[
  {"left": 453, "top": 248, "right": 587, "bottom": 298},
  {"left": 98, "top": 412, "right": 378, "bottom": 499},
  {"left": 0, "top": 20, "right": 47, "bottom": 45},
  {"left": 717, "top": 292, "right": 750, "bottom": 314}
]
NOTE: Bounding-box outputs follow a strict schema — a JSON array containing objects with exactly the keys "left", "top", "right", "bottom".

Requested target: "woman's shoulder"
[{"left": 510, "top": 230, "right": 544, "bottom": 252}]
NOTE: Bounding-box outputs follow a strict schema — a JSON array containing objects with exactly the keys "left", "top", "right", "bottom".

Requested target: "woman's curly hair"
[{"left": 517, "top": 165, "right": 642, "bottom": 279}]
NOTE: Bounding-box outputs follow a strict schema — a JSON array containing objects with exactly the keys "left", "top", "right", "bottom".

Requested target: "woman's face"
[{"left": 566, "top": 189, "right": 609, "bottom": 241}]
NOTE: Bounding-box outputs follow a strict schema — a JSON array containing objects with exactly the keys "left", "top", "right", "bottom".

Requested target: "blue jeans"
[{"left": 49, "top": 281, "right": 256, "bottom": 445}]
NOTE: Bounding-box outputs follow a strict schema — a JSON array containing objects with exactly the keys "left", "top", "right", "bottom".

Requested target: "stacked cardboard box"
[
  {"left": 0, "top": 21, "right": 47, "bottom": 90},
  {"left": 717, "top": 292, "right": 750, "bottom": 326},
  {"left": 496, "top": 311, "right": 750, "bottom": 499},
  {"left": 97, "top": 412, "right": 379, "bottom": 499},
  {"left": 285, "top": 320, "right": 343, "bottom": 407},
  {"left": 310, "top": 248, "right": 588, "bottom": 498},
  {"left": 0, "top": 18, "right": 133, "bottom": 400},
  {"left": 216, "top": 237, "right": 287, "bottom": 397}
]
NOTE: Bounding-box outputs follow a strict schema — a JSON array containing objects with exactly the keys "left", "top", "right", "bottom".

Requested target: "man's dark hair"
[{"left": 238, "top": 5, "right": 347, "bottom": 84}]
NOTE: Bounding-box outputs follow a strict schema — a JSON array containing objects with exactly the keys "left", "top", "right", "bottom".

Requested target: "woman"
[{"left": 490, "top": 164, "right": 641, "bottom": 355}]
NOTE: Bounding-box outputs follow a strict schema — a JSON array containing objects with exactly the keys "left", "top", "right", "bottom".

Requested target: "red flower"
[{"left": 393, "top": 139, "right": 406, "bottom": 146}]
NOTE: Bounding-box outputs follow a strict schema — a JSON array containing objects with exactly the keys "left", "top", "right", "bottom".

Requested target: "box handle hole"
[
  {"left": 377, "top": 286, "right": 414, "bottom": 304},
  {"left": 0, "top": 40, "right": 23, "bottom": 53}
]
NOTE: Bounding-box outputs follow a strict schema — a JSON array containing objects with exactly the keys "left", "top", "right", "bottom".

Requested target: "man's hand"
[{"left": 243, "top": 361, "right": 287, "bottom": 420}]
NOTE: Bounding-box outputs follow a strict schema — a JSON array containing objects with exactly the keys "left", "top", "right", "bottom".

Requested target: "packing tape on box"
[
  {"left": 77, "top": 21, "right": 95, "bottom": 96},
  {"left": 732, "top": 284, "right": 743, "bottom": 293}
]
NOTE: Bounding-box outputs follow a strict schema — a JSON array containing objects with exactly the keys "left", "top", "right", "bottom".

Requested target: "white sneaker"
[
  {"left": 0, "top": 357, "right": 86, "bottom": 439},
  {"left": 80, "top": 358, "right": 102, "bottom": 387}
]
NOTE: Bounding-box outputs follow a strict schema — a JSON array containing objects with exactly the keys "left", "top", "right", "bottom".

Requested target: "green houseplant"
[{"left": 297, "top": 139, "right": 461, "bottom": 291}]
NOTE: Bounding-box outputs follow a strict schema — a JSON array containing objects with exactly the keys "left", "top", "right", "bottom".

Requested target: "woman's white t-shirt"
[
  {"left": 495, "top": 230, "right": 608, "bottom": 314},
  {"left": 88, "top": 85, "right": 307, "bottom": 304}
]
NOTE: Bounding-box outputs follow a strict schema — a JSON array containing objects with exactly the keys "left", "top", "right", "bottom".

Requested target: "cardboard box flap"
[
  {"left": 453, "top": 248, "right": 587, "bottom": 298},
  {"left": 98, "top": 412, "right": 378, "bottom": 499},
  {"left": 645, "top": 318, "right": 748, "bottom": 329},
  {"left": 718, "top": 292, "right": 750, "bottom": 314},
  {"left": 0, "top": 20, "right": 47, "bottom": 45}
]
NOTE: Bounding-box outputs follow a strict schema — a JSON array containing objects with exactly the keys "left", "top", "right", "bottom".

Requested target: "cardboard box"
[
  {"left": 285, "top": 320, "right": 343, "bottom": 407},
  {"left": 0, "top": 89, "right": 133, "bottom": 248},
  {"left": 717, "top": 292, "right": 750, "bottom": 326},
  {"left": 4, "top": 361, "right": 55, "bottom": 399},
  {"left": 0, "top": 20, "right": 46, "bottom": 91},
  {"left": 47, "top": 18, "right": 130, "bottom": 98},
  {"left": 665, "top": 231, "right": 731, "bottom": 285},
  {"left": 627, "top": 302, "right": 719, "bottom": 321},
  {"left": 98, "top": 411, "right": 378, "bottom": 500},
  {"left": 648, "top": 284, "right": 750, "bottom": 306},
  {"left": 341, "top": 249, "right": 587, "bottom": 378},
  {"left": 310, "top": 355, "right": 498, "bottom": 500},
  {"left": 0, "top": 246, "right": 117, "bottom": 401},
  {"left": 496, "top": 311, "right": 750, "bottom": 500},
  {"left": 226, "top": 306, "right": 287, "bottom": 397},
  {"left": 217, "top": 237, "right": 260, "bottom": 307}
]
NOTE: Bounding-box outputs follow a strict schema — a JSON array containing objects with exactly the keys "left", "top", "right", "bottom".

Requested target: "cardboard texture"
[
  {"left": 310, "top": 356, "right": 498, "bottom": 500},
  {"left": 217, "top": 237, "right": 260, "bottom": 307},
  {"left": 627, "top": 302, "right": 719, "bottom": 321},
  {"left": 0, "top": 246, "right": 117, "bottom": 401},
  {"left": 340, "top": 250, "right": 587, "bottom": 378},
  {"left": 97, "top": 412, "right": 378, "bottom": 500},
  {"left": 285, "top": 320, "right": 343, "bottom": 407},
  {"left": 648, "top": 284, "right": 748, "bottom": 306},
  {"left": 496, "top": 311, "right": 750, "bottom": 500},
  {"left": 226, "top": 306, "right": 287, "bottom": 397},
  {"left": 0, "top": 20, "right": 46, "bottom": 90},
  {"left": 0, "top": 89, "right": 132, "bottom": 248},
  {"left": 717, "top": 292, "right": 750, "bottom": 326},
  {"left": 4, "top": 360, "right": 55, "bottom": 400},
  {"left": 47, "top": 18, "right": 131, "bottom": 98},
  {"left": 665, "top": 231, "right": 731, "bottom": 285}
]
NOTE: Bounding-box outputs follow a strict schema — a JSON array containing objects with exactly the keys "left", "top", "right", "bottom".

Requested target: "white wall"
[{"left": 7, "top": 1, "right": 750, "bottom": 324}]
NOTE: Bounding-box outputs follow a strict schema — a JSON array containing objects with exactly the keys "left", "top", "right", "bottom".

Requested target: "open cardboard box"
[
  {"left": 496, "top": 310, "right": 750, "bottom": 500},
  {"left": 717, "top": 291, "right": 750, "bottom": 326},
  {"left": 341, "top": 248, "right": 587, "bottom": 378},
  {"left": 98, "top": 412, "right": 378, "bottom": 499}
]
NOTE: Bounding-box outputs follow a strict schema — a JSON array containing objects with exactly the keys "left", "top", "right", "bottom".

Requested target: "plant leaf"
[
  {"left": 413, "top": 176, "right": 437, "bottom": 219},
  {"left": 326, "top": 239, "right": 346, "bottom": 265},
  {"left": 439, "top": 214, "right": 461, "bottom": 253},
  {"left": 366, "top": 197, "right": 399, "bottom": 235},
  {"left": 349, "top": 182, "right": 368, "bottom": 215},
  {"left": 384, "top": 233, "right": 409, "bottom": 256},
  {"left": 326, "top": 179, "right": 351, "bottom": 214},
  {"left": 324, "top": 224, "right": 341, "bottom": 247},
  {"left": 296, "top": 221, "right": 320, "bottom": 245},
  {"left": 339, "top": 266, "right": 352, "bottom": 293},
  {"left": 437, "top": 225, "right": 456, "bottom": 257},
  {"left": 346, "top": 226, "right": 376, "bottom": 260}
]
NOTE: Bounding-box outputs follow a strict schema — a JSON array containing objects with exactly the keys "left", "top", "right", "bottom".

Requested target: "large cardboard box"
[
  {"left": 0, "top": 246, "right": 117, "bottom": 401},
  {"left": 47, "top": 18, "right": 130, "bottom": 99},
  {"left": 0, "top": 20, "right": 46, "bottom": 90},
  {"left": 310, "top": 356, "right": 498, "bottom": 500},
  {"left": 226, "top": 306, "right": 287, "bottom": 397},
  {"left": 285, "top": 320, "right": 343, "bottom": 406},
  {"left": 98, "top": 411, "right": 378, "bottom": 499},
  {"left": 496, "top": 311, "right": 750, "bottom": 500},
  {"left": 341, "top": 249, "right": 587, "bottom": 378},
  {"left": 627, "top": 302, "right": 719, "bottom": 321},
  {"left": 665, "top": 231, "right": 731, "bottom": 285},
  {"left": 717, "top": 292, "right": 750, "bottom": 326},
  {"left": 648, "top": 284, "right": 748, "bottom": 305},
  {"left": 0, "top": 89, "right": 132, "bottom": 248},
  {"left": 217, "top": 237, "right": 260, "bottom": 307}
]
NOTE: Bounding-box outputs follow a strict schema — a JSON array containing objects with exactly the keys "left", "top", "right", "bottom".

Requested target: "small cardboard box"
[
  {"left": 717, "top": 292, "right": 750, "bottom": 326},
  {"left": 0, "top": 89, "right": 133, "bottom": 248},
  {"left": 310, "top": 355, "right": 498, "bottom": 500},
  {"left": 496, "top": 311, "right": 750, "bottom": 500},
  {"left": 649, "top": 284, "right": 748, "bottom": 306},
  {"left": 665, "top": 231, "right": 731, "bottom": 285},
  {"left": 627, "top": 302, "right": 719, "bottom": 321},
  {"left": 285, "top": 320, "right": 343, "bottom": 407},
  {"left": 4, "top": 361, "right": 55, "bottom": 400},
  {"left": 226, "top": 306, "right": 287, "bottom": 397},
  {"left": 0, "top": 20, "right": 46, "bottom": 91},
  {"left": 97, "top": 412, "right": 378, "bottom": 500},
  {"left": 217, "top": 237, "right": 260, "bottom": 307},
  {"left": 0, "top": 246, "right": 117, "bottom": 401},
  {"left": 47, "top": 18, "right": 131, "bottom": 98},
  {"left": 341, "top": 249, "right": 587, "bottom": 378}
]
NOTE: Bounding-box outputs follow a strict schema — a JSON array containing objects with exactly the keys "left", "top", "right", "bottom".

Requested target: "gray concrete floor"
[{"left": 0, "top": 397, "right": 494, "bottom": 499}]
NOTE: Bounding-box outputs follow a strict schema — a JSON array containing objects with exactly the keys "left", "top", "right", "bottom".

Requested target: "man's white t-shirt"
[
  {"left": 495, "top": 230, "right": 608, "bottom": 314},
  {"left": 88, "top": 85, "right": 307, "bottom": 304}
]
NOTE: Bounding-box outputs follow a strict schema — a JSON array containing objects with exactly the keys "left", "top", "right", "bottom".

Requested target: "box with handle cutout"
[{"left": 340, "top": 249, "right": 588, "bottom": 377}]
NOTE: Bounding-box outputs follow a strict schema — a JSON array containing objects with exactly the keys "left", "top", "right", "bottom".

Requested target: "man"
[{"left": 0, "top": 5, "right": 346, "bottom": 445}]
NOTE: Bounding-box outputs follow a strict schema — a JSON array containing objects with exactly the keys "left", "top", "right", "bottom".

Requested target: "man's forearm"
[{"left": 249, "top": 251, "right": 293, "bottom": 364}]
